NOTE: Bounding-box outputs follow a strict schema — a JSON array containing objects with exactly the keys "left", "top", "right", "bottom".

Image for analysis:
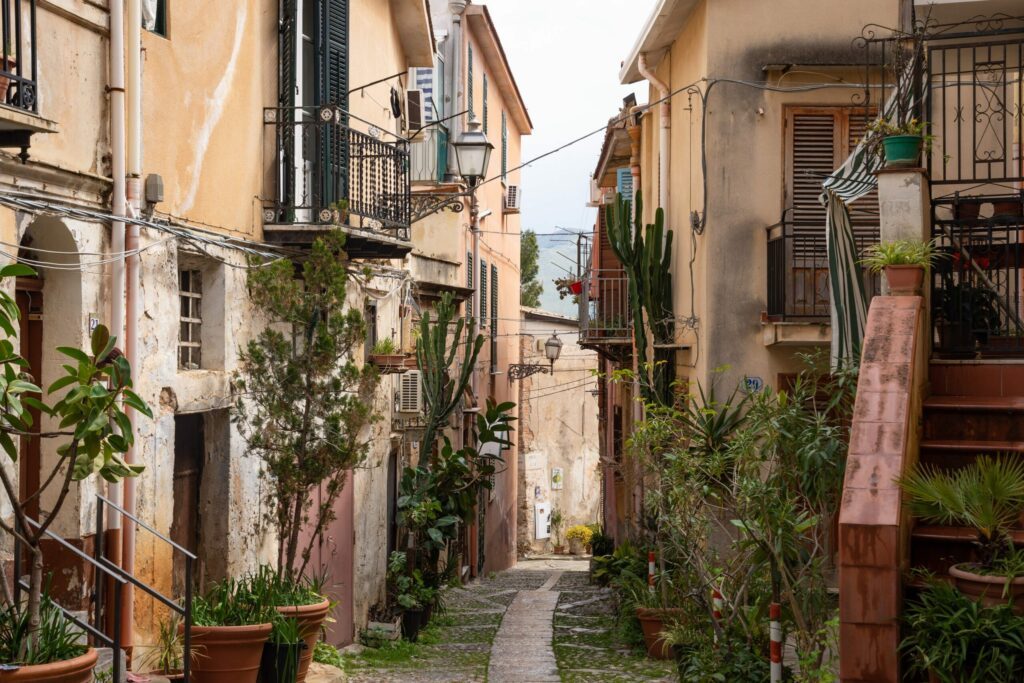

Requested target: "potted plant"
[
  {"left": 0, "top": 596, "right": 97, "bottom": 683},
  {"left": 0, "top": 264, "right": 149, "bottom": 683},
  {"left": 239, "top": 566, "right": 330, "bottom": 683},
  {"left": 387, "top": 552, "right": 435, "bottom": 643},
  {"left": 628, "top": 584, "right": 687, "bottom": 661},
  {"left": 549, "top": 508, "right": 565, "bottom": 554},
  {"left": 899, "top": 456, "right": 1024, "bottom": 613},
  {"left": 368, "top": 338, "right": 408, "bottom": 374},
  {"left": 866, "top": 116, "right": 932, "bottom": 168},
  {"left": 138, "top": 614, "right": 185, "bottom": 681},
  {"left": 933, "top": 279, "right": 1002, "bottom": 353},
  {"left": 183, "top": 577, "right": 276, "bottom": 683},
  {"left": 258, "top": 617, "right": 306, "bottom": 683},
  {"left": 861, "top": 238, "right": 941, "bottom": 295},
  {"left": 901, "top": 579, "right": 1024, "bottom": 682},
  {"left": 565, "top": 524, "right": 593, "bottom": 555}
]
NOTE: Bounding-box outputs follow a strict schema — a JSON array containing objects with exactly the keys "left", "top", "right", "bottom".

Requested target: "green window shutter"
[
  {"left": 467, "top": 251, "right": 474, "bottom": 288},
  {"left": 278, "top": 0, "right": 299, "bottom": 214},
  {"left": 617, "top": 167, "right": 633, "bottom": 216},
  {"left": 480, "top": 259, "right": 488, "bottom": 325},
  {"left": 467, "top": 44, "right": 475, "bottom": 120},
  {"left": 319, "top": 0, "right": 349, "bottom": 108},
  {"left": 318, "top": 0, "right": 350, "bottom": 209},
  {"left": 482, "top": 74, "right": 489, "bottom": 134},
  {"left": 501, "top": 111, "right": 508, "bottom": 180},
  {"left": 490, "top": 264, "right": 498, "bottom": 371}
]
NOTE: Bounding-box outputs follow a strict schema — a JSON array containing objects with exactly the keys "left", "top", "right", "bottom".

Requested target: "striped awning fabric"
[{"left": 826, "top": 191, "right": 869, "bottom": 368}]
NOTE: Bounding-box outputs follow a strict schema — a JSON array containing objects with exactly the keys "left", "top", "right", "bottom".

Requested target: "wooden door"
[
  {"left": 299, "top": 475, "right": 355, "bottom": 645},
  {"left": 172, "top": 414, "right": 204, "bottom": 597},
  {"left": 16, "top": 281, "right": 42, "bottom": 523}
]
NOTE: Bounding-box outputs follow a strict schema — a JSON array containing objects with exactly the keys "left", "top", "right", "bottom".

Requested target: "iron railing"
[
  {"left": 579, "top": 269, "right": 632, "bottom": 344},
  {"left": 409, "top": 125, "right": 448, "bottom": 183},
  {"left": 925, "top": 36, "right": 1024, "bottom": 186},
  {"left": 0, "top": 0, "right": 37, "bottom": 113},
  {"left": 766, "top": 221, "right": 881, "bottom": 320},
  {"left": 932, "top": 194, "right": 1024, "bottom": 357},
  {"left": 264, "top": 106, "right": 411, "bottom": 241}
]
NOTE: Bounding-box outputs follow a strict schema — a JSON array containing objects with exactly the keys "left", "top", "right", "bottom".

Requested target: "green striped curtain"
[{"left": 826, "top": 191, "right": 868, "bottom": 368}]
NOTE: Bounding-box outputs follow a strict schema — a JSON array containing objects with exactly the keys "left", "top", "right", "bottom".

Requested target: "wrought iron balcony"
[
  {"left": 579, "top": 269, "right": 633, "bottom": 346},
  {"left": 766, "top": 220, "right": 880, "bottom": 321},
  {"left": 0, "top": 0, "right": 37, "bottom": 114},
  {"left": 263, "top": 106, "right": 412, "bottom": 259}
]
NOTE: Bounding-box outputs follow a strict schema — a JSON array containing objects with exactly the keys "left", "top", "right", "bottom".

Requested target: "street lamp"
[
  {"left": 509, "top": 332, "right": 563, "bottom": 381},
  {"left": 452, "top": 120, "right": 493, "bottom": 185}
]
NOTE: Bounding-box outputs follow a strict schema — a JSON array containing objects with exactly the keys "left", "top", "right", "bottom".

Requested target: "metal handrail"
[
  {"left": 12, "top": 517, "right": 126, "bottom": 683},
  {"left": 95, "top": 494, "right": 194, "bottom": 682}
]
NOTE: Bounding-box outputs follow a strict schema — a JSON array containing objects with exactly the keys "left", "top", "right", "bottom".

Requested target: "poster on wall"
[{"left": 551, "top": 467, "right": 564, "bottom": 490}]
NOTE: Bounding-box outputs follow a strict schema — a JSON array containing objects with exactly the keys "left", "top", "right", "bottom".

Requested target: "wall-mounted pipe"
[{"left": 637, "top": 53, "right": 669, "bottom": 216}]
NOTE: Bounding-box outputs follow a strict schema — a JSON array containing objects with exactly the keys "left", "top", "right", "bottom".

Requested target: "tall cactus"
[
  {"left": 605, "top": 191, "right": 675, "bottom": 405},
  {"left": 416, "top": 292, "right": 485, "bottom": 460}
]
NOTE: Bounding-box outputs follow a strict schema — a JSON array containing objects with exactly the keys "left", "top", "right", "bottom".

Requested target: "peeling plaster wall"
[{"left": 517, "top": 315, "right": 599, "bottom": 554}]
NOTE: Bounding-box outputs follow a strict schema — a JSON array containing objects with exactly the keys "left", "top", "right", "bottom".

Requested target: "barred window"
[{"left": 179, "top": 269, "right": 202, "bottom": 370}]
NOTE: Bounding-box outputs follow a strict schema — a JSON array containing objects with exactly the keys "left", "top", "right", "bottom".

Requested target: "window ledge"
[
  {"left": 0, "top": 105, "right": 58, "bottom": 135},
  {"left": 762, "top": 320, "right": 831, "bottom": 347}
]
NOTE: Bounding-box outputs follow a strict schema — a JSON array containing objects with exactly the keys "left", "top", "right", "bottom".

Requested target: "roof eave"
[
  {"left": 393, "top": 0, "right": 435, "bottom": 68},
  {"left": 619, "top": 0, "right": 699, "bottom": 84}
]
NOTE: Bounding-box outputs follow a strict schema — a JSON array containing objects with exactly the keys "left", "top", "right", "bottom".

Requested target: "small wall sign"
[
  {"left": 551, "top": 467, "right": 564, "bottom": 490},
  {"left": 88, "top": 314, "right": 99, "bottom": 335},
  {"left": 743, "top": 375, "right": 764, "bottom": 393}
]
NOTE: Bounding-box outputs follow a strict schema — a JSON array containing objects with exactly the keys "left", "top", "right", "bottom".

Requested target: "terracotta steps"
[{"left": 909, "top": 365, "right": 1024, "bottom": 577}]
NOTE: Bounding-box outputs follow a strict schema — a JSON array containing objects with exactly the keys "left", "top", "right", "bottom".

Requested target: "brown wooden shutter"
[{"left": 788, "top": 111, "right": 838, "bottom": 234}]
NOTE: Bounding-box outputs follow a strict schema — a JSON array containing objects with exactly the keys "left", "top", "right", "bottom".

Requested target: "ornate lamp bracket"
[{"left": 507, "top": 363, "right": 551, "bottom": 381}]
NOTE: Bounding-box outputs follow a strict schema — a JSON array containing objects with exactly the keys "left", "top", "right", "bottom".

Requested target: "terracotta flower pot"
[
  {"left": 277, "top": 598, "right": 330, "bottom": 683},
  {"left": 635, "top": 607, "right": 686, "bottom": 660},
  {"left": 949, "top": 563, "right": 1024, "bottom": 614},
  {"left": 181, "top": 622, "right": 272, "bottom": 683},
  {"left": 884, "top": 264, "right": 925, "bottom": 295},
  {"left": 0, "top": 648, "right": 97, "bottom": 683}
]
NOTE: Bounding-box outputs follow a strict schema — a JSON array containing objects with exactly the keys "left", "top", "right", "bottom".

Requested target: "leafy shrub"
[
  {"left": 902, "top": 580, "right": 1024, "bottom": 682},
  {"left": 312, "top": 641, "right": 344, "bottom": 668},
  {"left": 565, "top": 525, "right": 593, "bottom": 546},
  {"left": 191, "top": 577, "right": 279, "bottom": 627}
]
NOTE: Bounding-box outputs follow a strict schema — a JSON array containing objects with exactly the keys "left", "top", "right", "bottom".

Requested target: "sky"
[{"left": 482, "top": 0, "right": 654, "bottom": 316}]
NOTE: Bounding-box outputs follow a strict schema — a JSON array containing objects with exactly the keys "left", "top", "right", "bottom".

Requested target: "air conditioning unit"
[
  {"left": 397, "top": 369, "right": 423, "bottom": 414},
  {"left": 405, "top": 89, "right": 424, "bottom": 132},
  {"left": 504, "top": 185, "right": 521, "bottom": 212}
]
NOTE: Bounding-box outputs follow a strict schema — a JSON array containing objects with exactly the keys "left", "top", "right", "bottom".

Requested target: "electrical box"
[{"left": 534, "top": 502, "right": 551, "bottom": 540}]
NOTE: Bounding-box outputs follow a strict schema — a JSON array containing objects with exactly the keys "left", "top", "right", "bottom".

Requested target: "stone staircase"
[{"left": 909, "top": 362, "right": 1024, "bottom": 579}]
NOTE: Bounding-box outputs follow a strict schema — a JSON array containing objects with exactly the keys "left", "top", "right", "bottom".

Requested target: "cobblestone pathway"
[{"left": 342, "top": 558, "right": 675, "bottom": 682}]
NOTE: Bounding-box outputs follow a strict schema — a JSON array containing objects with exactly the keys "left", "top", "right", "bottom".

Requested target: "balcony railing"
[
  {"left": 0, "top": 0, "right": 38, "bottom": 113},
  {"left": 409, "top": 125, "right": 448, "bottom": 184},
  {"left": 263, "top": 106, "right": 410, "bottom": 242},
  {"left": 926, "top": 36, "right": 1024, "bottom": 187},
  {"left": 579, "top": 269, "right": 632, "bottom": 345},
  {"left": 932, "top": 195, "right": 1024, "bottom": 357},
  {"left": 766, "top": 221, "right": 881, "bottom": 320}
]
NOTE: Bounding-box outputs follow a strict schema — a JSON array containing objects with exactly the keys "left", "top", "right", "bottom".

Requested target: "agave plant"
[{"left": 899, "top": 456, "right": 1024, "bottom": 568}]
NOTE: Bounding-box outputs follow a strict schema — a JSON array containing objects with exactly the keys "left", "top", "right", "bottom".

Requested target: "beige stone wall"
[{"left": 517, "top": 316, "right": 599, "bottom": 554}]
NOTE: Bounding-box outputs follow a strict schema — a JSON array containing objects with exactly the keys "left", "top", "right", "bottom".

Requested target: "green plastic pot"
[{"left": 881, "top": 135, "right": 923, "bottom": 168}]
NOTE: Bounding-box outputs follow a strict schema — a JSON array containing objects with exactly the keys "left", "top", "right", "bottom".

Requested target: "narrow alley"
[{"left": 343, "top": 559, "right": 675, "bottom": 682}]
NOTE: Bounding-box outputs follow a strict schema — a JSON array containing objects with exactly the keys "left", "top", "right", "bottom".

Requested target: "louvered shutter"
[
  {"left": 501, "top": 111, "right": 508, "bottom": 180},
  {"left": 319, "top": 0, "right": 349, "bottom": 208},
  {"left": 467, "top": 251, "right": 474, "bottom": 287},
  {"left": 278, "top": 0, "right": 299, "bottom": 218},
  {"left": 482, "top": 74, "right": 489, "bottom": 134},
  {"left": 616, "top": 167, "right": 633, "bottom": 217},
  {"left": 845, "top": 113, "right": 880, "bottom": 239},
  {"left": 789, "top": 112, "right": 837, "bottom": 234},
  {"left": 479, "top": 259, "right": 488, "bottom": 325},
  {"left": 467, "top": 44, "right": 475, "bottom": 120},
  {"left": 490, "top": 264, "right": 498, "bottom": 370}
]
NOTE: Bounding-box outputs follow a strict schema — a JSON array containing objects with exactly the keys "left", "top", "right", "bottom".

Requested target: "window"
[
  {"left": 143, "top": 0, "right": 168, "bottom": 37},
  {"left": 482, "top": 74, "right": 489, "bottom": 134},
  {"left": 364, "top": 301, "right": 378, "bottom": 360},
  {"left": 501, "top": 111, "right": 508, "bottom": 180},
  {"left": 179, "top": 269, "right": 202, "bottom": 370},
  {"left": 479, "top": 259, "right": 488, "bottom": 327},
  {"left": 467, "top": 251, "right": 474, "bottom": 288},
  {"left": 467, "top": 44, "right": 475, "bottom": 120},
  {"left": 490, "top": 264, "right": 498, "bottom": 373}
]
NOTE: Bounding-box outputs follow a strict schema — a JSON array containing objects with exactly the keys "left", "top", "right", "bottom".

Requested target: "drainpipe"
[
  {"left": 107, "top": 0, "right": 127, "bottom": 612},
  {"left": 120, "top": 0, "right": 142, "bottom": 648},
  {"left": 448, "top": 0, "right": 466, "bottom": 144},
  {"left": 637, "top": 54, "right": 669, "bottom": 215}
]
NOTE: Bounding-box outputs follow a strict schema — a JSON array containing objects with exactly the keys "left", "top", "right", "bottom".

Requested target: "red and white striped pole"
[
  {"left": 711, "top": 585, "right": 724, "bottom": 643},
  {"left": 647, "top": 551, "right": 656, "bottom": 593},
  {"left": 770, "top": 602, "right": 782, "bottom": 682}
]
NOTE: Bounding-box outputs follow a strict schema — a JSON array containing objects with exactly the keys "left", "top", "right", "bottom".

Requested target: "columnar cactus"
[
  {"left": 416, "top": 292, "right": 484, "bottom": 459},
  {"left": 605, "top": 191, "right": 675, "bottom": 405}
]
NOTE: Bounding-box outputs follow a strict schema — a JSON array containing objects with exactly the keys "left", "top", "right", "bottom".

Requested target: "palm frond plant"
[
  {"left": 899, "top": 456, "right": 1024, "bottom": 569},
  {"left": 861, "top": 238, "right": 942, "bottom": 272}
]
